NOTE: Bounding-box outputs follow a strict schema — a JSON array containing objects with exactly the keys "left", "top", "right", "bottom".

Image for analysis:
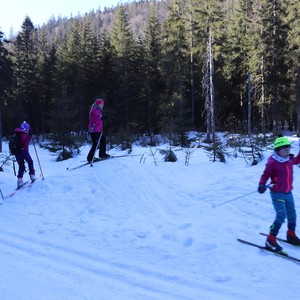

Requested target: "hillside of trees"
[{"left": 1, "top": 0, "right": 300, "bottom": 150}]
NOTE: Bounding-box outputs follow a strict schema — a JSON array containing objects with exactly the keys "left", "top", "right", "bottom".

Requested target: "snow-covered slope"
[{"left": 0, "top": 138, "right": 300, "bottom": 300}]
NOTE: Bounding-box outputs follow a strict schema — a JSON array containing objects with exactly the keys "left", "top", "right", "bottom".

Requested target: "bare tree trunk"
[
  {"left": 296, "top": 66, "right": 300, "bottom": 135},
  {"left": 189, "top": 0, "right": 195, "bottom": 129},
  {"left": 147, "top": 82, "right": 154, "bottom": 144},
  {"left": 202, "top": 27, "right": 215, "bottom": 143},
  {"left": 260, "top": 54, "right": 266, "bottom": 136},
  {"left": 209, "top": 27, "right": 215, "bottom": 145},
  {"left": 247, "top": 73, "right": 251, "bottom": 135}
]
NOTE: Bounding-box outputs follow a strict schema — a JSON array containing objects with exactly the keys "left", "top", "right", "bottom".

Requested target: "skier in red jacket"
[{"left": 258, "top": 136, "right": 300, "bottom": 251}]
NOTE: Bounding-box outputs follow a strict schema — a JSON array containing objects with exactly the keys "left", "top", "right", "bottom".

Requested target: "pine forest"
[{"left": 1, "top": 0, "right": 300, "bottom": 153}]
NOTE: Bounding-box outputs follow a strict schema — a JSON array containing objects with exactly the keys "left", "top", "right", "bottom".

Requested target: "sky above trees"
[{"left": 0, "top": 0, "right": 132, "bottom": 37}]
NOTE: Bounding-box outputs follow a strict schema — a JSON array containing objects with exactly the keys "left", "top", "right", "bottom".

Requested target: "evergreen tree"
[
  {"left": 35, "top": 29, "right": 57, "bottom": 136},
  {"left": 127, "top": 36, "right": 148, "bottom": 134},
  {"left": 79, "top": 19, "right": 101, "bottom": 132},
  {"left": 55, "top": 18, "right": 95, "bottom": 133},
  {"left": 48, "top": 19, "right": 82, "bottom": 148},
  {"left": 110, "top": 5, "right": 135, "bottom": 131},
  {"left": 0, "top": 31, "right": 14, "bottom": 150},
  {"left": 259, "top": 0, "right": 290, "bottom": 133},
  {"left": 286, "top": 0, "right": 300, "bottom": 133},
  {"left": 96, "top": 30, "right": 117, "bottom": 134},
  {"left": 222, "top": 0, "right": 254, "bottom": 132},
  {"left": 186, "top": 0, "right": 209, "bottom": 131},
  {"left": 144, "top": 6, "right": 163, "bottom": 138},
  {"left": 13, "top": 16, "right": 39, "bottom": 129},
  {"left": 161, "top": 0, "right": 189, "bottom": 143}
]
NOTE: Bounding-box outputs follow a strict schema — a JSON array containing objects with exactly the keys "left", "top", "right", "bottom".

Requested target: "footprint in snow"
[
  {"left": 179, "top": 223, "right": 192, "bottom": 230},
  {"left": 183, "top": 237, "right": 194, "bottom": 247}
]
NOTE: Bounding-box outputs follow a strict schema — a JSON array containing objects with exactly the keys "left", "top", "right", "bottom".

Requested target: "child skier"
[
  {"left": 258, "top": 136, "right": 300, "bottom": 251},
  {"left": 14, "top": 121, "right": 36, "bottom": 187}
]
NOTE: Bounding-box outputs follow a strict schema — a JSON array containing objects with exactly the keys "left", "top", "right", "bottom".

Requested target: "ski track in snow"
[
  {"left": 0, "top": 150, "right": 221, "bottom": 300},
  {"left": 0, "top": 226, "right": 221, "bottom": 300}
]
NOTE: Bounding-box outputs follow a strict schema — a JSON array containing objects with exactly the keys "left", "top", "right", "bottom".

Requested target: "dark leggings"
[
  {"left": 87, "top": 132, "right": 106, "bottom": 161},
  {"left": 15, "top": 150, "right": 35, "bottom": 178}
]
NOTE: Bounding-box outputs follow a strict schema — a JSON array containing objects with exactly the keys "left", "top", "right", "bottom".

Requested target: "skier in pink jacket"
[
  {"left": 87, "top": 99, "right": 110, "bottom": 163},
  {"left": 258, "top": 136, "right": 300, "bottom": 251},
  {"left": 15, "top": 121, "right": 36, "bottom": 187}
]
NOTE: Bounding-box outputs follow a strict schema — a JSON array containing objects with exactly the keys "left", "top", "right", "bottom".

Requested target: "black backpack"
[{"left": 9, "top": 133, "right": 21, "bottom": 155}]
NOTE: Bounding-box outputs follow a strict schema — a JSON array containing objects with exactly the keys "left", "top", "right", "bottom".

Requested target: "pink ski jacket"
[
  {"left": 88, "top": 106, "right": 103, "bottom": 132},
  {"left": 259, "top": 152, "right": 300, "bottom": 193}
]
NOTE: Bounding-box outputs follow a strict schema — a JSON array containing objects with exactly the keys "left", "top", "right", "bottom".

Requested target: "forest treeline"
[{"left": 0, "top": 0, "right": 300, "bottom": 149}]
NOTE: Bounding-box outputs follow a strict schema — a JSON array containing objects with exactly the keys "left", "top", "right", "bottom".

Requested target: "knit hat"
[
  {"left": 20, "top": 121, "right": 31, "bottom": 131},
  {"left": 274, "top": 136, "right": 291, "bottom": 151},
  {"left": 95, "top": 99, "right": 104, "bottom": 105}
]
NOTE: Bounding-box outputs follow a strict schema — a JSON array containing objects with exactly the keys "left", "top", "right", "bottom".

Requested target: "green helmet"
[{"left": 274, "top": 136, "right": 291, "bottom": 150}]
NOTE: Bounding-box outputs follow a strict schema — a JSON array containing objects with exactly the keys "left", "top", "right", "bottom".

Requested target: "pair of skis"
[
  {"left": 67, "top": 154, "right": 142, "bottom": 171},
  {"left": 67, "top": 155, "right": 118, "bottom": 171},
  {"left": 238, "top": 233, "right": 300, "bottom": 263},
  {"left": 1, "top": 178, "right": 39, "bottom": 202}
]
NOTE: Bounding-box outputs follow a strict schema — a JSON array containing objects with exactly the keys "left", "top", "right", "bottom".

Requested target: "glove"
[{"left": 258, "top": 184, "right": 267, "bottom": 194}]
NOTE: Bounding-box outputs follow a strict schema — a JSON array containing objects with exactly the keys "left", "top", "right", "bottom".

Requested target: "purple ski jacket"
[
  {"left": 259, "top": 152, "right": 300, "bottom": 193},
  {"left": 15, "top": 128, "right": 31, "bottom": 151}
]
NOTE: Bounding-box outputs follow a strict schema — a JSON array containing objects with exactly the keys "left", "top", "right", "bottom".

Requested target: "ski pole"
[
  {"left": 0, "top": 155, "right": 11, "bottom": 172},
  {"left": 90, "top": 132, "right": 103, "bottom": 167},
  {"left": 32, "top": 136, "right": 44, "bottom": 179},
  {"left": 0, "top": 187, "right": 4, "bottom": 200},
  {"left": 66, "top": 142, "right": 89, "bottom": 170},
  {"left": 213, "top": 184, "right": 274, "bottom": 208},
  {"left": 12, "top": 159, "right": 16, "bottom": 176}
]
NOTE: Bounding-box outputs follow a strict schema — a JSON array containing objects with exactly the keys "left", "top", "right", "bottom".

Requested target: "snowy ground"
[{"left": 0, "top": 135, "right": 300, "bottom": 300}]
